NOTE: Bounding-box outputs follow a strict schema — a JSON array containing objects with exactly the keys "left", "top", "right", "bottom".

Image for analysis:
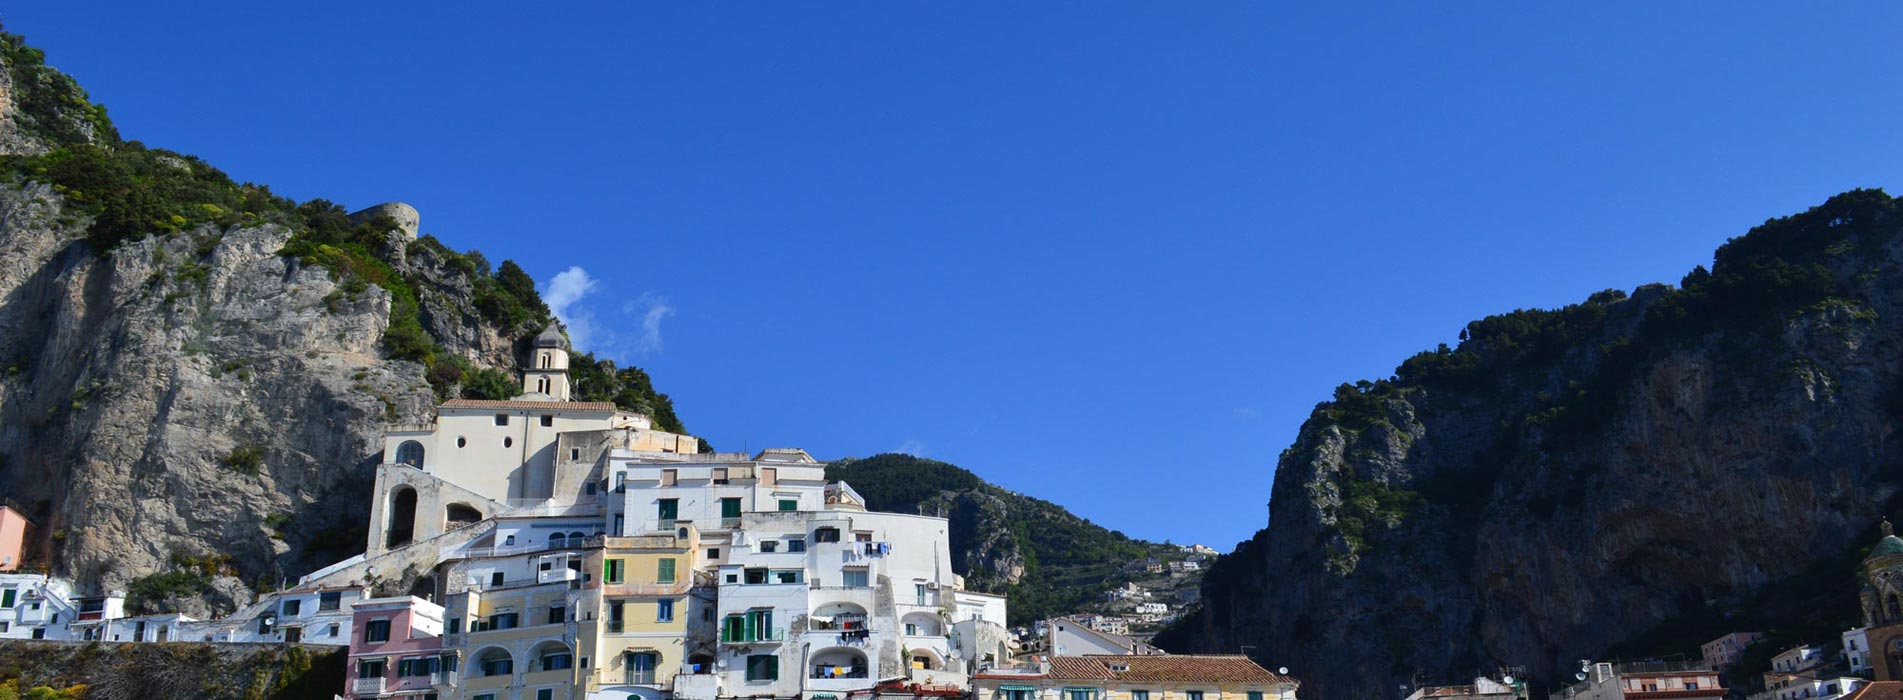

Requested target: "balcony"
[
  {"left": 721, "top": 627, "right": 786, "bottom": 644},
  {"left": 719, "top": 517, "right": 741, "bottom": 530},
  {"left": 353, "top": 676, "right": 386, "bottom": 696}
]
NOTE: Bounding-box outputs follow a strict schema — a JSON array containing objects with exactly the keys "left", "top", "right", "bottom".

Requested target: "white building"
[
  {"left": 1047, "top": 617, "right": 1161, "bottom": 656},
  {"left": 1773, "top": 646, "right": 1828, "bottom": 674},
  {"left": 0, "top": 574, "right": 81, "bottom": 640},
  {"left": 1846, "top": 628, "right": 1872, "bottom": 676}
]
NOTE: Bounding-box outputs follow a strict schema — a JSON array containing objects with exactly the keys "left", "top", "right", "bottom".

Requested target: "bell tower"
[{"left": 521, "top": 322, "right": 572, "bottom": 401}]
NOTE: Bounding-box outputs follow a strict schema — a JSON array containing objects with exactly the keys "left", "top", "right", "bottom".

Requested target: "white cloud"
[
  {"left": 896, "top": 439, "right": 927, "bottom": 458},
  {"left": 542, "top": 266, "right": 610, "bottom": 353},
  {"left": 625, "top": 293, "right": 677, "bottom": 356}
]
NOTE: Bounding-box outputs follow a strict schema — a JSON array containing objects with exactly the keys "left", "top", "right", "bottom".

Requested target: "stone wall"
[{"left": 0, "top": 639, "right": 344, "bottom": 700}]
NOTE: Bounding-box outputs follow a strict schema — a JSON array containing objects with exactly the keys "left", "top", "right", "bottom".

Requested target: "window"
[
  {"left": 1067, "top": 690, "right": 1096, "bottom": 700},
  {"left": 745, "top": 568, "right": 768, "bottom": 584},
  {"left": 658, "top": 558, "right": 677, "bottom": 583},
  {"left": 1133, "top": 692, "right": 1150, "bottom": 700},
  {"left": 328, "top": 623, "right": 339, "bottom": 637},
  {"left": 855, "top": 531, "right": 873, "bottom": 543},
  {"left": 479, "top": 653, "right": 513, "bottom": 676},
  {"left": 282, "top": 599, "right": 301, "bottom": 616},
  {"left": 779, "top": 499, "right": 798, "bottom": 511},
  {"left": 721, "top": 498, "right": 742, "bottom": 519},
  {"left": 708, "top": 548, "right": 721, "bottom": 560},
  {"left": 474, "top": 695, "right": 496, "bottom": 700},
  {"left": 776, "top": 570, "right": 800, "bottom": 584},
  {"left": 358, "top": 658, "right": 386, "bottom": 679},
  {"left": 319, "top": 591, "right": 342, "bottom": 611},
  {"left": 395, "top": 441, "right": 424, "bottom": 467},
  {"left": 1687, "top": 683, "right": 1700, "bottom": 691},
  {"left": 1002, "top": 690, "right": 1031, "bottom": 700},
  {"left": 815, "top": 528, "right": 840, "bottom": 543},
  {"left": 788, "top": 538, "right": 806, "bottom": 553},
  {"left": 457, "top": 437, "right": 467, "bottom": 448},
  {"left": 446, "top": 617, "right": 461, "bottom": 635},
  {"left": 0, "top": 589, "right": 14, "bottom": 608},
  {"left": 713, "top": 468, "right": 729, "bottom": 484},
  {"left": 760, "top": 541, "right": 779, "bottom": 553},
  {"left": 491, "top": 571, "right": 505, "bottom": 587},
  {"left": 494, "top": 414, "right": 509, "bottom": 426},
  {"left": 541, "top": 650, "right": 573, "bottom": 670},
  {"left": 629, "top": 651, "right": 659, "bottom": 684},
  {"left": 906, "top": 623, "right": 919, "bottom": 635},
  {"left": 658, "top": 599, "right": 675, "bottom": 622},
  {"left": 1249, "top": 692, "right": 1264, "bottom": 700},
  {"left": 842, "top": 569, "right": 869, "bottom": 588},
  {"left": 916, "top": 583, "right": 928, "bottom": 605},
  {"left": 488, "top": 612, "right": 518, "bottom": 631},
  {"left": 661, "top": 468, "right": 678, "bottom": 486},
  {"left": 606, "top": 559, "right": 625, "bottom": 584},
  {"left": 615, "top": 472, "right": 627, "bottom": 493},
  {"left": 364, "top": 619, "right": 390, "bottom": 643},
  {"left": 548, "top": 604, "right": 565, "bottom": 625},
  {"left": 569, "top": 447, "right": 579, "bottom": 460},
  {"left": 1187, "top": 692, "right": 1205, "bottom": 700},
  {"left": 746, "top": 654, "right": 780, "bottom": 681},
  {"left": 538, "top": 690, "right": 553, "bottom": 700},
  {"left": 541, "top": 415, "right": 553, "bottom": 427},
  {"left": 504, "top": 437, "right": 513, "bottom": 448}
]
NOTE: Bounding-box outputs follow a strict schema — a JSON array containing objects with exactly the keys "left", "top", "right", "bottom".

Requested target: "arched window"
[
  {"left": 387, "top": 487, "right": 418, "bottom": 548},
  {"left": 537, "top": 377, "right": 550, "bottom": 394},
  {"left": 1888, "top": 595, "right": 1901, "bottom": 621},
  {"left": 549, "top": 532, "right": 567, "bottom": 549},
  {"left": 541, "top": 353, "right": 551, "bottom": 369},
  {"left": 394, "top": 441, "right": 425, "bottom": 468}
]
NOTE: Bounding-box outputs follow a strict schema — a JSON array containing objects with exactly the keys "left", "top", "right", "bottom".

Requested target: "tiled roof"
[
  {"left": 1048, "top": 657, "right": 1118, "bottom": 680},
  {"left": 1043, "top": 655, "right": 1296, "bottom": 685},
  {"left": 440, "top": 399, "right": 619, "bottom": 411},
  {"left": 1845, "top": 683, "right": 1903, "bottom": 700}
]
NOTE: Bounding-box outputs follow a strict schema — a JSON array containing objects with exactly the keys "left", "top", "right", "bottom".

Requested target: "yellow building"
[
  {"left": 443, "top": 549, "right": 587, "bottom": 700},
  {"left": 579, "top": 524, "right": 706, "bottom": 700},
  {"left": 973, "top": 655, "right": 1300, "bottom": 700}
]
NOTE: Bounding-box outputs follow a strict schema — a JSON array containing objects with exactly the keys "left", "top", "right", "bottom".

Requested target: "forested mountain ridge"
[
  {"left": 1156, "top": 189, "right": 1903, "bottom": 700},
  {"left": 827, "top": 453, "right": 1200, "bottom": 625},
  {"left": 0, "top": 27, "right": 691, "bottom": 615}
]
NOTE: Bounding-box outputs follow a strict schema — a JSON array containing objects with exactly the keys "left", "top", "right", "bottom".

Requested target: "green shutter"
[
  {"left": 722, "top": 498, "right": 742, "bottom": 518},
  {"left": 778, "top": 499, "right": 797, "bottom": 511},
  {"left": 658, "top": 499, "right": 678, "bottom": 520},
  {"left": 658, "top": 558, "right": 676, "bottom": 583},
  {"left": 1, "top": 589, "right": 15, "bottom": 608},
  {"left": 605, "top": 558, "right": 623, "bottom": 583}
]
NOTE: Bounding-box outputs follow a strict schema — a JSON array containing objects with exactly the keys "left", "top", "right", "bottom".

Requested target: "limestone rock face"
[
  {"left": 1158, "top": 193, "right": 1903, "bottom": 700},
  {"left": 0, "top": 184, "right": 472, "bottom": 606}
]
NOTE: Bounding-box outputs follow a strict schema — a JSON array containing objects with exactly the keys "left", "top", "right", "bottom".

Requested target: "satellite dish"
[
  {"left": 1279, "top": 667, "right": 1289, "bottom": 675},
  {"left": 1576, "top": 673, "right": 1588, "bottom": 681},
  {"left": 1504, "top": 675, "right": 1516, "bottom": 685}
]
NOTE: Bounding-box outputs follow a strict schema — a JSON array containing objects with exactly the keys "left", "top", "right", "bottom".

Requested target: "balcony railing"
[
  {"left": 607, "top": 620, "right": 626, "bottom": 634},
  {"left": 353, "top": 677, "right": 386, "bottom": 695},
  {"left": 811, "top": 666, "right": 870, "bottom": 680},
  {"left": 719, "top": 517, "right": 742, "bottom": 529},
  {"left": 626, "top": 670, "right": 658, "bottom": 685},
  {"left": 721, "top": 627, "right": 786, "bottom": 644},
  {"left": 431, "top": 670, "right": 459, "bottom": 687}
]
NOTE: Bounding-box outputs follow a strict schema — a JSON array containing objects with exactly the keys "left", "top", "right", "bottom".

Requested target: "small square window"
[
  {"left": 541, "top": 415, "right": 554, "bottom": 427},
  {"left": 760, "top": 541, "right": 778, "bottom": 553},
  {"left": 788, "top": 539, "right": 806, "bottom": 553},
  {"left": 494, "top": 414, "right": 509, "bottom": 426}
]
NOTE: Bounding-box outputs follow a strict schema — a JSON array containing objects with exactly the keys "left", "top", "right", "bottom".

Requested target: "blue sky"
[{"left": 10, "top": 3, "right": 1903, "bottom": 547}]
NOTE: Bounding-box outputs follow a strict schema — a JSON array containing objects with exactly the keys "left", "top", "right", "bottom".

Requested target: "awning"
[
  {"left": 812, "top": 694, "right": 840, "bottom": 700},
  {"left": 1000, "top": 686, "right": 1038, "bottom": 692}
]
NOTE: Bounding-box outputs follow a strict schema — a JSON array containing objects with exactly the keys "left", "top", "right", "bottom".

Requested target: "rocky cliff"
[
  {"left": 1156, "top": 190, "right": 1903, "bottom": 698},
  {"left": 0, "top": 27, "right": 687, "bottom": 616}
]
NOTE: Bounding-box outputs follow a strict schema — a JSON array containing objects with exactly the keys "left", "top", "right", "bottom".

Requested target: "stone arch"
[
  {"left": 909, "top": 646, "right": 945, "bottom": 670},
  {"left": 394, "top": 440, "right": 425, "bottom": 468},
  {"left": 445, "top": 503, "right": 483, "bottom": 528},
  {"left": 686, "top": 650, "right": 717, "bottom": 674},
  {"left": 901, "top": 610, "right": 943, "bottom": 636},
  {"left": 810, "top": 646, "right": 870, "bottom": 680},
  {"left": 531, "top": 639, "right": 574, "bottom": 671},
  {"left": 386, "top": 486, "right": 418, "bottom": 548},
  {"left": 549, "top": 532, "right": 568, "bottom": 549},
  {"left": 472, "top": 646, "right": 515, "bottom": 677}
]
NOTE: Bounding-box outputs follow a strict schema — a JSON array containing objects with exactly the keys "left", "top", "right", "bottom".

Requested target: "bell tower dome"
[{"left": 520, "top": 322, "right": 572, "bottom": 401}]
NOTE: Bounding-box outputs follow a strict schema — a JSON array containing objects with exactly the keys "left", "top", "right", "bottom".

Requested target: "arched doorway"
[
  {"left": 446, "top": 503, "right": 482, "bottom": 528},
  {"left": 810, "top": 647, "right": 869, "bottom": 680},
  {"left": 387, "top": 487, "right": 418, "bottom": 548}
]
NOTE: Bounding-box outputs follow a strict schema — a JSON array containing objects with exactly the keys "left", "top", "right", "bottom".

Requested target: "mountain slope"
[
  {"left": 827, "top": 453, "right": 1195, "bottom": 625},
  {"left": 1156, "top": 190, "right": 1903, "bottom": 699},
  {"left": 0, "top": 27, "right": 690, "bottom": 615}
]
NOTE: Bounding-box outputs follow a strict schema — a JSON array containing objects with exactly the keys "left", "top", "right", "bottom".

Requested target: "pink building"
[
  {"left": 345, "top": 596, "right": 450, "bottom": 699},
  {"left": 0, "top": 505, "right": 32, "bottom": 572}
]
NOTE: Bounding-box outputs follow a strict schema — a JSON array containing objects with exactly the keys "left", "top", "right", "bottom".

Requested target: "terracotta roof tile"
[
  {"left": 1845, "top": 683, "right": 1903, "bottom": 700},
  {"left": 1048, "top": 657, "right": 1118, "bottom": 681},
  {"left": 440, "top": 399, "right": 620, "bottom": 411}
]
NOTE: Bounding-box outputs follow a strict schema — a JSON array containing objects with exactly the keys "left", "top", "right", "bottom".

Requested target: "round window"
[
  {"left": 504, "top": 437, "right": 514, "bottom": 448},
  {"left": 456, "top": 437, "right": 467, "bottom": 448}
]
